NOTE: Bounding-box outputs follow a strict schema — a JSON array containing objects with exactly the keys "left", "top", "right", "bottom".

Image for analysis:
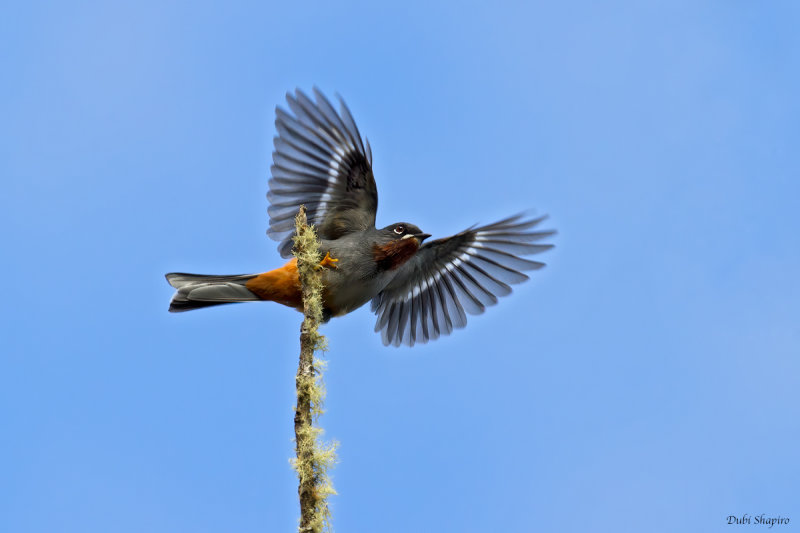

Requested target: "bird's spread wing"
[
  {"left": 371, "top": 214, "right": 555, "bottom": 347},
  {"left": 268, "top": 88, "right": 378, "bottom": 258}
]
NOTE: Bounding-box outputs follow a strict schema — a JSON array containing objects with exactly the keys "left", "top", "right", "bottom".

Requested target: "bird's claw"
[{"left": 318, "top": 251, "right": 339, "bottom": 269}]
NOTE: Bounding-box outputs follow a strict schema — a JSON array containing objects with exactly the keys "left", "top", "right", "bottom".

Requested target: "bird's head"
[
  {"left": 377, "top": 222, "right": 431, "bottom": 244},
  {"left": 372, "top": 223, "right": 432, "bottom": 271}
]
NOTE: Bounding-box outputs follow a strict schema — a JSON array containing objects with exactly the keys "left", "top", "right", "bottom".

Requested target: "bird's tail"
[{"left": 165, "top": 272, "right": 260, "bottom": 312}]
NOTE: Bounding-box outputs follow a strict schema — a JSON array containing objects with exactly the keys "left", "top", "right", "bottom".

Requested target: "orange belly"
[{"left": 245, "top": 258, "right": 303, "bottom": 311}]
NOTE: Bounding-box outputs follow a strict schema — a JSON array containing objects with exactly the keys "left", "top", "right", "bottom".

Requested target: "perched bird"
[{"left": 166, "top": 88, "right": 554, "bottom": 346}]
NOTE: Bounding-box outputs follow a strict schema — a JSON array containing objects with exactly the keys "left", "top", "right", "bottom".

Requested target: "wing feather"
[
  {"left": 268, "top": 88, "right": 378, "bottom": 257},
  {"left": 372, "top": 214, "right": 554, "bottom": 346}
]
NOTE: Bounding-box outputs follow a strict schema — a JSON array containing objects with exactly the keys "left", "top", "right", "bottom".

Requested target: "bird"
[{"left": 166, "top": 88, "right": 555, "bottom": 346}]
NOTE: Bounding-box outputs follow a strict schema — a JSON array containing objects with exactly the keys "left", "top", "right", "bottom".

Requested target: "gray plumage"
[
  {"left": 371, "top": 214, "right": 554, "bottom": 346},
  {"left": 165, "top": 273, "right": 258, "bottom": 312},
  {"left": 167, "top": 88, "right": 555, "bottom": 347}
]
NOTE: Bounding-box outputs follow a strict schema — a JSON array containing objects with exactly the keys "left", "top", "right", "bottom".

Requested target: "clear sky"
[{"left": 2, "top": 2, "right": 799, "bottom": 532}]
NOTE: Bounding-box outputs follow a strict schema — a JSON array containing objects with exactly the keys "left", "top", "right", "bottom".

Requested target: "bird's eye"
[{"left": 394, "top": 225, "right": 405, "bottom": 235}]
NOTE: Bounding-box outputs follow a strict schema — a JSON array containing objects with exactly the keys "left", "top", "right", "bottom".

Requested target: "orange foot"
[{"left": 318, "top": 251, "right": 339, "bottom": 269}]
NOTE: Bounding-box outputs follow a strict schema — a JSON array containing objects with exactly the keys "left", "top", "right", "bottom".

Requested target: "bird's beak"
[{"left": 415, "top": 233, "right": 432, "bottom": 242}]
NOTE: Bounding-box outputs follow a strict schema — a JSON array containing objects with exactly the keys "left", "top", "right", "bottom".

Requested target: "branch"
[{"left": 292, "top": 206, "right": 336, "bottom": 533}]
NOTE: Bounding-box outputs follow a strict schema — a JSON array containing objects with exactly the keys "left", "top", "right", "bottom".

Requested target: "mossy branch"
[{"left": 291, "top": 205, "right": 337, "bottom": 533}]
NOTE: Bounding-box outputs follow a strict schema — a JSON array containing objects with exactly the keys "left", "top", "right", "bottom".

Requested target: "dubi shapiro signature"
[{"left": 727, "top": 515, "right": 790, "bottom": 528}]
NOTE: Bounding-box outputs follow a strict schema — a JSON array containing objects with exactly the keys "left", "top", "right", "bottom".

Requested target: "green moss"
[{"left": 291, "top": 207, "right": 337, "bottom": 533}]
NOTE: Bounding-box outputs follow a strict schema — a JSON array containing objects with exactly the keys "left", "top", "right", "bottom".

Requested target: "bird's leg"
[{"left": 318, "top": 251, "right": 339, "bottom": 269}]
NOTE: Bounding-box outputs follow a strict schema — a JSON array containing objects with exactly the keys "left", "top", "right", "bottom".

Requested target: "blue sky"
[{"left": 2, "top": 1, "right": 799, "bottom": 532}]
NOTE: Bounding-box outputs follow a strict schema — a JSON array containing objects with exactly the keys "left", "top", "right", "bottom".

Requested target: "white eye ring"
[{"left": 394, "top": 225, "right": 405, "bottom": 234}]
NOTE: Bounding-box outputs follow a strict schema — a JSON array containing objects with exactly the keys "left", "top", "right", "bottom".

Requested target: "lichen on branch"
[{"left": 291, "top": 206, "right": 337, "bottom": 533}]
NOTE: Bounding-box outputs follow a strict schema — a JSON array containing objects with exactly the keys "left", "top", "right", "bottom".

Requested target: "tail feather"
[{"left": 165, "top": 273, "right": 260, "bottom": 312}]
